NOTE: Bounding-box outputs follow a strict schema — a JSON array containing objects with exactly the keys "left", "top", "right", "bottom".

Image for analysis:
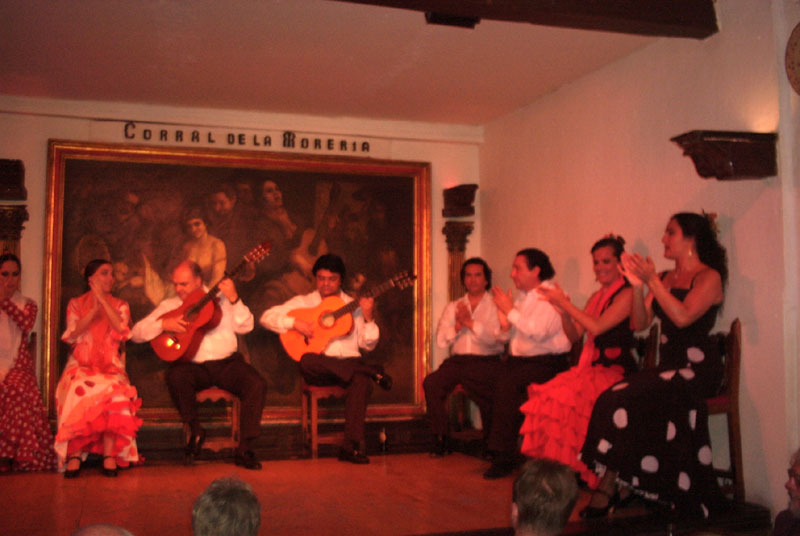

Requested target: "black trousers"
[
  {"left": 166, "top": 353, "right": 267, "bottom": 451},
  {"left": 299, "top": 353, "right": 377, "bottom": 445},
  {"left": 422, "top": 354, "right": 502, "bottom": 437},
  {"left": 486, "top": 354, "right": 569, "bottom": 456}
]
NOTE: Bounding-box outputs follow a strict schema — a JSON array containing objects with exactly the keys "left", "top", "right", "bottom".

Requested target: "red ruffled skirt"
[
  {"left": 54, "top": 361, "right": 143, "bottom": 470},
  {"left": 519, "top": 363, "right": 624, "bottom": 488}
]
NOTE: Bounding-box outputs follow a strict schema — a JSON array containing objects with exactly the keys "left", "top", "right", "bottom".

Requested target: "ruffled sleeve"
[{"left": 60, "top": 296, "right": 82, "bottom": 345}]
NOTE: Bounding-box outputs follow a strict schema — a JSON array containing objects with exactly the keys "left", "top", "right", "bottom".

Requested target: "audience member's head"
[
  {"left": 192, "top": 477, "right": 261, "bottom": 536},
  {"left": 512, "top": 459, "right": 578, "bottom": 536},
  {"left": 71, "top": 524, "right": 134, "bottom": 536}
]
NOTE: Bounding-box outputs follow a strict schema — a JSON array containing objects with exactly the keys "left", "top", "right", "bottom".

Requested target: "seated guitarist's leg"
[
  {"left": 210, "top": 353, "right": 267, "bottom": 458},
  {"left": 166, "top": 362, "right": 213, "bottom": 438},
  {"left": 299, "top": 353, "right": 378, "bottom": 464}
]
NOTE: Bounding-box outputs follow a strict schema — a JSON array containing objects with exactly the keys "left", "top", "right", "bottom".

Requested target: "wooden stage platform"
[{"left": 0, "top": 452, "right": 772, "bottom": 536}]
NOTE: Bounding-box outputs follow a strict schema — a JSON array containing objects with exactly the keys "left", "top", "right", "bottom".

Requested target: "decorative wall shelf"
[
  {"left": 442, "top": 184, "right": 478, "bottom": 217},
  {"left": 0, "top": 159, "right": 27, "bottom": 199},
  {"left": 670, "top": 130, "right": 777, "bottom": 181}
]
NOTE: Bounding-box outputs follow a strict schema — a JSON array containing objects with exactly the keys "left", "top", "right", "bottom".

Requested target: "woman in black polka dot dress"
[{"left": 579, "top": 212, "right": 728, "bottom": 519}]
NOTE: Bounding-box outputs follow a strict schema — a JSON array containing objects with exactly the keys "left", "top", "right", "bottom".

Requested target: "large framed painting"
[{"left": 43, "top": 140, "right": 431, "bottom": 423}]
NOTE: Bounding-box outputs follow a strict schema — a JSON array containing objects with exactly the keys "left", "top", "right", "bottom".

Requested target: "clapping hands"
[{"left": 620, "top": 252, "right": 656, "bottom": 287}]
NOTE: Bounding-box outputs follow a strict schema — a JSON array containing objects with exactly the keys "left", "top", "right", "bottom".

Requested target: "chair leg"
[
  {"left": 232, "top": 399, "right": 241, "bottom": 446},
  {"left": 311, "top": 394, "right": 319, "bottom": 459},
  {"left": 301, "top": 391, "right": 309, "bottom": 456},
  {"left": 727, "top": 409, "right": 745, "bottom": 503}
]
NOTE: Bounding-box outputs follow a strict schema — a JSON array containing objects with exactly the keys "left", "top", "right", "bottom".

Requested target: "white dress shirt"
[
  {"left": 260, "top": 290, "right": 379, "bottom": 358},
  {"left": 436, "top": 291, "right": 507, "bottom": 356},
  {"left": 131, "top": 291, "right": 254, "bottom": 363},
  {"left": 505, "top": 280, "right": 571, "bottom": 357}
]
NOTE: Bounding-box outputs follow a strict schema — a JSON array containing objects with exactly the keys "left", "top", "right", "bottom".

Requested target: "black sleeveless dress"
[{"left": 580, "top": 280, "right": 725, "bottom": 517}]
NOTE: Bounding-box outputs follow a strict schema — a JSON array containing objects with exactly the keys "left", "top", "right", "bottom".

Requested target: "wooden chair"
[
  {"left": 707, "top": 318, "right": 744, "bottom": 503},
  {"left": 301, "top": 383, "right": 346, "bottom": 458},
  {"left": 447, "top": 384, "right": 484, "bottom": 441},
  {"left": 636, "top": 323, "right": 659, "bottom": 370},
  {"left": 182, "top": 335, "right": 250, "bottom": 454},
  {"left": 638, "top": 319, "right": 744, "bottom": 502}
]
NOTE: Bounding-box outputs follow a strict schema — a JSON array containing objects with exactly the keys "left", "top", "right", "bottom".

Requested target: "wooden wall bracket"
[
  {"left": 670, "top": 130, "right": 777, "bottom": 181},
  {"left": 0, "top": 205, "right": 29, "bottom": 256},
  {"left": 442, "top": 184, "right": 478, "bottom": 217}
]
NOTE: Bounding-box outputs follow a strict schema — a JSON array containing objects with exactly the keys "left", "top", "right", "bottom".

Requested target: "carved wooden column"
[
  {"left": 0, "top": 206, "right": 28, "bottom": 256},
  {"left": 443, "top": 221, "right": 474, "bottom": 300},
  {"left": 442, "top": 184, "right": 478, "bottom": 300},
  {"left": 441, "top": 185, "right": 479, "bottom": 434}
]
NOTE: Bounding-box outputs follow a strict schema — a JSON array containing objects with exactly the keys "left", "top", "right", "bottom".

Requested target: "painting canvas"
[{"left": 44, "top": 140, "right": 430, "bottom": 422}]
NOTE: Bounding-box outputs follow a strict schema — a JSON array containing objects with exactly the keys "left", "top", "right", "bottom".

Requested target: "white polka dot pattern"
[
  {"left": 613, "top": 408, "right": 628, "bottom": 428},
  {"left": 641, "top": 455, "right": 659, "bottom": 473},
  {"left": 698, "top": 445, "right": 712, "bottom": 465},
  {"left": 687, "top": 347, "right": 705, "bottom": 363},
  {"left": 666, "top": 421, "right": 676, "bottom": 441},
  {"left": 659, "top": 370, "right": 676, "bottom": 381}
]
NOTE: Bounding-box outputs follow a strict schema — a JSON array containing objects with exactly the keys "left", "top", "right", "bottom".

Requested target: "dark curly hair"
[
  {"left": 672, "top": 212, "right": 728, "bottom": 287},
  {"left": 590, "top": 235, "right": 626, "bottom": 260}
]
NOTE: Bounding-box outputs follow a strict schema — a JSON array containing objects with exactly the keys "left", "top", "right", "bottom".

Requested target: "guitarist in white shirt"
[
  {"left": 260, "top": 253, "right": 392, "bottom": 464},
  {"left": 130, "top": 260, "right": 267, "bottom": 470}
]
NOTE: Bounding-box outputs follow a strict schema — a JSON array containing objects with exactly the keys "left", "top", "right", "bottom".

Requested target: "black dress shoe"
[
  {"left": 483, "top": 459, "right": 514, "bottom": 479},
  {"left": 184, "top": 428, "right": 206, "bottom": 464},
  {"left": 338, "top": 446, "right": 370, "bottom": 465},
  {"left": 429, "top": 435, "right": 449, "bottom": 458},
  {"left": 64, "top": 456, "right": 82, "bottom": 479},
  {"left": 101, "top": 456, "right": 118, "bottom": 478},
  {"left": 373, "top": 372, "right": 392, "bottom": 391},
  {"left": 234, "top": 450, "right": 262, "bottom": 470},
  {"left": 579, "top": 490, "right": 619, "bottom": 519}
]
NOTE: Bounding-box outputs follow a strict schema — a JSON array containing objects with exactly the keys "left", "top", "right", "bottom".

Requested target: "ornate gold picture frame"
[{"left": 44, "top": 140, "right": 431, "bottom": 423}]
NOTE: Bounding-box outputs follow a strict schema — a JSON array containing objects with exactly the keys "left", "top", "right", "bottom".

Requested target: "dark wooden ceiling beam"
[{"left": 332, "top": 0, "right": 718, "bottom": 39}]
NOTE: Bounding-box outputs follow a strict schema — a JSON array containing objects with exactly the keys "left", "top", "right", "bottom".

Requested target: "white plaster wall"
[
  {"left": 480, "top": 0, "right": 790, "bottom": 514},
  {"left": 0, "top": 96, "right": 483, "bottom": 378}
]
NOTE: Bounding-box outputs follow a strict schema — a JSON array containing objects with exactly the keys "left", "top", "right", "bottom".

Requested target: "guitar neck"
[
  {"left": 330, "top": 278, "right": 399, "bottom": 320},
  {"left": 185, "top": 257, "right": 249, "bottom": 316}
]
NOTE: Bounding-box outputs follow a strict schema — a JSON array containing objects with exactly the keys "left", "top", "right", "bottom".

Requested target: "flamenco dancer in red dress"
[{"left": 0, "top": 253, "right": 57, "bottom": 472}]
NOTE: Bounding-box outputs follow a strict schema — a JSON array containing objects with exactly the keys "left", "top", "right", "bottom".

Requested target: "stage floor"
[
  {"left": 2, "top": 452, "right": 515, "bottom": 536},
  {"left": 1, "top": 452, "right": 772, "bottom": 536}
]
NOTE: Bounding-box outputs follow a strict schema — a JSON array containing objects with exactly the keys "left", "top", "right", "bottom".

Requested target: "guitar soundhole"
[{"left": 319, "top": 313, "right": 335, "bottom": 329}]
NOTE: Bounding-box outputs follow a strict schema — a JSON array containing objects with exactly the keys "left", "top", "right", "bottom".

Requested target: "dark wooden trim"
[{"left": 335, "top": 0, "right": 718, "bottom": 38}]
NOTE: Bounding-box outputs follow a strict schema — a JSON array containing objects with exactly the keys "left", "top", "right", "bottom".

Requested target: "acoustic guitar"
[
  {"left": 280, "top": 271, "right": 416, "bottom": 362},
  {"left": 151, "top": 241, "right": 271, "bottom": 362}
]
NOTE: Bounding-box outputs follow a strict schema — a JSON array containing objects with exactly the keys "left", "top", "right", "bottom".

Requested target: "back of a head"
[
  {"left": 192, "top": 477, "right": 261, "bottom": 536},
  {"left": 71, "top": 524, "right": 134, "bottom": 536},
  {"left": 513, "top": 459, "right": 578, "bottom": 536}
]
